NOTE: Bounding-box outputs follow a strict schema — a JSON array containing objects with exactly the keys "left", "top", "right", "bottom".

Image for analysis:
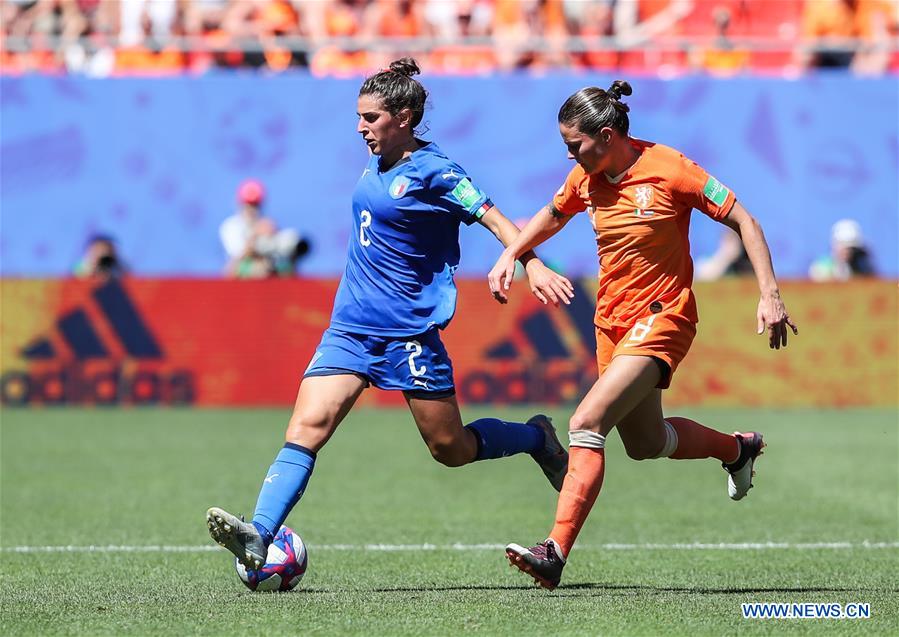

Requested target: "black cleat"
[
  {"left": 505, "top": 539, "right": 566, "bottom": 590},
  {"left": 722, "top": 432, "right": 765, "bottom": 501}
]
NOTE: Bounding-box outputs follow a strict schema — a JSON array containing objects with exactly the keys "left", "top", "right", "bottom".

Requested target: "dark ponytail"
[
  {"left": 558, "top": 80, "right": 633, "bottom": 137},
  {"left": 359, "top": 57, "right": 428, "bottom": 129}
]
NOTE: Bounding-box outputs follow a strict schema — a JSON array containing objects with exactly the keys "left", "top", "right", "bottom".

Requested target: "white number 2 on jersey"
[
  {"left": 359, "top": 209, "right": 372, "bottom": 247},
  {"left": 405, "top": 341, "right": 427, "bottom": 377}
]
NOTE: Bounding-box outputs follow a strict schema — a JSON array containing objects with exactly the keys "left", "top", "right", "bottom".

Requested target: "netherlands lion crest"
[{"left": 634, "top": 185, "right": 654, "bottom": 209}]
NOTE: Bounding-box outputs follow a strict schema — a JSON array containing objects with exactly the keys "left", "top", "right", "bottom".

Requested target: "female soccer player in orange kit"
[{"left": 489, "top": 80, "right": 798, "bottom": 590}]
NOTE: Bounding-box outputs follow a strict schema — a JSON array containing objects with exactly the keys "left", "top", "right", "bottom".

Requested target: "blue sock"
[
  {"left": 252, "top": 443, "right": 316, "bottom": 544},
  {"left": 464, "top": 418, "right": 543, "bottom": 461}
]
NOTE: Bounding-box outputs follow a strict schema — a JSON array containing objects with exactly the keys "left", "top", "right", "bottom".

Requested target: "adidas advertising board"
[{"left": 0, "top": 279, "right": 894, "bottom": 407}]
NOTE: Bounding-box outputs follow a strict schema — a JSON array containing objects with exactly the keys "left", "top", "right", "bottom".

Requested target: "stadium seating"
[{"left": 1, "top": 0, "right": 895, "bottom": 76}]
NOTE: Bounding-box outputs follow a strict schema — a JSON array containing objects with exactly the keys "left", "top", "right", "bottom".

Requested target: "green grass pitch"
[{"left": 2, "top": 406, "right": 897, "bottom": 635}]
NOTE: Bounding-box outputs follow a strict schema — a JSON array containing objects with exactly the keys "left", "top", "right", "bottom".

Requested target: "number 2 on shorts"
[{"left": 405, "top": 340, "right": 427, "bottom": 377}]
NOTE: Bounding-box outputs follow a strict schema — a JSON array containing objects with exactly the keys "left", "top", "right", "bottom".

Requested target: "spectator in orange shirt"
[
  {"left": 428, "top": 0, "right": 498, "bottom": 74},
  {"left": 491, "top": 81, "right": 797, "bottom": 590},
  {"left": 368, "top": 0, "right": 423, "bottom": 38},
  {"left": 492, "top": 0, "right": 530, "bottom": 69},
  {"left": 798, "top": 0, "right": 895, "bottom": 72},
  {"left": 220, "top": 0, "right": 304, "bottom": 71},
  {"left": 307, "top": 0, "right": 373, "bottom": 76},
  {"left": 569, "top": 1, "right": 619, "bottom": 71},
  {"left": 689, "top": 6, "right": 750, "bottom": 76}
]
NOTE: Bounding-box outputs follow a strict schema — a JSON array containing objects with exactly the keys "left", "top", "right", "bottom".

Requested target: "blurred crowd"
[
  {"left": 2, "top": 0, "right": 897, "bottom": 76},
  {"left": 75, "top": 179, "right": 312, "bottom": 281}
]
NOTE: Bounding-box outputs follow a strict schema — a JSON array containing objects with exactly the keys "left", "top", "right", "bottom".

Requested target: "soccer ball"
[{"left": 234, "top": 525, "right": 308, "bottom": 592}]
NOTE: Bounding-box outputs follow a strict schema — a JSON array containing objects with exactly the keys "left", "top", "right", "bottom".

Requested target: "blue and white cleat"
[
  {"left": 506, "top": 539, "right": 566, "bottom": 590},
  {"left": 206, "top": 507, "right": 267, "bottom": 570},
  {"left": 527, "top": 414, "right": 569, "bottom": 492},
  {"left": 723, "top": 432, "right": 765, "bottom": 501}
]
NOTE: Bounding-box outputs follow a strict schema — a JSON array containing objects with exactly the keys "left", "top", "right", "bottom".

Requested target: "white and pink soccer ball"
[{"left": 234, "top": 525, "right": 307, "bottom": 592}]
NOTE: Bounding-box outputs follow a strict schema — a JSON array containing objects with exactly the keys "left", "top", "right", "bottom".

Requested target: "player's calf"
[
  {"left": 428, "top": 441, "right": 473, "bottom": 467},
  {"left": 527, "top": 414, "right": 569, "bottom": 491}
]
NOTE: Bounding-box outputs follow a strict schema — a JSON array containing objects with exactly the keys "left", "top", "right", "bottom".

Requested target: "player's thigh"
[
  {"left": 404, "top": 393, "right": 476, "bottom": 466},
  {"left": 304, "top": 327, "right": 371, "bottom": 381},
  {"left": 595, "top": 324, "right": 621, "bottom": 378},
  {"left": 616, "top": 388, "right": 667, "bottom": 460},
  {"left": 570, "top": 354, "right": 662, "bottom": 437},
  {"left": 285, "top": 374, "right": 367, "bottom": 450}
]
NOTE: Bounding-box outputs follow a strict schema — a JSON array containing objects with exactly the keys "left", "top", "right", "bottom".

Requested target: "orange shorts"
[{"left": 596, "top": 310, "right": 696, "bottom": 389}]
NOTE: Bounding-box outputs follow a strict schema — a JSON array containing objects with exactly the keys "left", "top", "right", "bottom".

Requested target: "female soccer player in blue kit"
[{"left": 207, "top": 58, "right": 575, "bottom": 570}]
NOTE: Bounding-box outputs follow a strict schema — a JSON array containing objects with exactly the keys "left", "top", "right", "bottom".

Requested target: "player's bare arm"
[
  {"left": 479, "top": 206, "right": 574, "bottom": 306},
  {"left": 720, "top": 201, "right": 798, "bottom": 350},
  {"left": 487, "top": 204, "right": 573, "bottom": 303}
]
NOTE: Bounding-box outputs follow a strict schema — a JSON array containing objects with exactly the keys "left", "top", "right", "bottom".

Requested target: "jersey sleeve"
[
  {"left": 427, "top": 161, "right": 493, "bottom": 226},
  {"left": 551, "top": 166, "right": 588, "bottom": 215},
  {"left": 671, "top": 154, "right": 736, "bottom": 220}
]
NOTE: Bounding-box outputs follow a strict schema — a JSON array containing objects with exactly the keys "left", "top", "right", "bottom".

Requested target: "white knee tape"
[
  {"left": 569, "top": 429, "right": 606, "bottom": 449},
  {"left": 653, "top": 420, "right": 679, "bottom": 458}
]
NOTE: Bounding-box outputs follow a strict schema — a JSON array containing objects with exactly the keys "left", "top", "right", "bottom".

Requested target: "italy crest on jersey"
[{"left": 389, "top": 175, "right": 412, "bottom": 199}]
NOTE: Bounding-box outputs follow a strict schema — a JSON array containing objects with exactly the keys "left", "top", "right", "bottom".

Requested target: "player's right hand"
[{"left": 488, "top": 249, "right": 517, "bottom": 304}]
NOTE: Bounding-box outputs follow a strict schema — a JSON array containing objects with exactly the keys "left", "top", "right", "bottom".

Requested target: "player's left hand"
[
  {"left": 757, "top": 291, "right": 798, "bottom": 350},
  {"left": 525, "top": 259, "right": 574, "bottom": 307}
]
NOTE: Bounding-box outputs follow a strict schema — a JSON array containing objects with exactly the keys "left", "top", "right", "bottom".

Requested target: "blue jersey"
[{"left": 329, "top": 142, "right": 492, "bottom": 336}]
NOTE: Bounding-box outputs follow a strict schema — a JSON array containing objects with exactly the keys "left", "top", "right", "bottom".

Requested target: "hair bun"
[
  {"left": 608, "top": 80, "right": 633, "bottom": 100},
  {"left": 388, "top": 57, "right": 421, "bottom": 78}
]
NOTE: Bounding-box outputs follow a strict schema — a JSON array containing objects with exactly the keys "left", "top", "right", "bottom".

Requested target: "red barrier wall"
[{"left": 1, "top": 278, "right": 895, "bottom": 407}]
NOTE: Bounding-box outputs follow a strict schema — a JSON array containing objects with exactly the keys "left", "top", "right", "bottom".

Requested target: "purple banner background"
[{"left": 1, "top": 74, "right": 896, "bottom": 276}]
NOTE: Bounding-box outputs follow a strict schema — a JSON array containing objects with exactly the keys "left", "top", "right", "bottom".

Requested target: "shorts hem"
[
  {"left": 651, "top": 356, "right": 673, "bottom": 389},
  {"left": 402, "top": 388, "right": 456, "bottom": 400},
  {"left": 304, "top": 368, "right": 371, "bottom": 387}
]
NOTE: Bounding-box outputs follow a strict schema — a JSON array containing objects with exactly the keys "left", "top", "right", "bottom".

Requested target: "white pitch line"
[{"left": 2, "top": 541, "right": 897, "bottom": 554}]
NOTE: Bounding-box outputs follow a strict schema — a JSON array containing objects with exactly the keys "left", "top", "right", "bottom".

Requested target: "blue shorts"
[{"left": 303, "top": 327, "right": 455, "bottom": 398}]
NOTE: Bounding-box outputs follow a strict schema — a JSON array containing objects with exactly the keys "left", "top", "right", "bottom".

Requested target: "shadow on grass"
[{"left": 320, "top": 583, "right": 898, "bottom": 595}]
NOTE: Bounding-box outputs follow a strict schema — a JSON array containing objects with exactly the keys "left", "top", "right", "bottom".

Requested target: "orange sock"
[
  {"left": 548, "top": 445, "right": 605, "bottom": 559},
  {"left": 666, "top": 416, "right": 738, "bottom": 463}
]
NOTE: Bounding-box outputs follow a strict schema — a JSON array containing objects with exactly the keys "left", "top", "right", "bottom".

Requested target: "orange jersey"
[{"left": 553, "top": 139, "right": 736, "bottom": 329}]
